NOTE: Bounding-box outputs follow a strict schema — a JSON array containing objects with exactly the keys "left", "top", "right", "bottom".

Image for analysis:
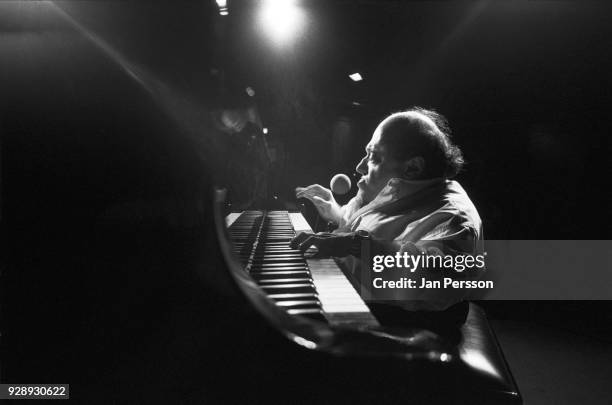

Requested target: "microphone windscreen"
[{"left": 330, "top": 173, "right": 352, "bottom": 195}]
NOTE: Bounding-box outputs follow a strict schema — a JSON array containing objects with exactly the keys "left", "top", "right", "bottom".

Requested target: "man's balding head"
[{"left": 377, "top": 108, "right": 464, "bottom": 179}]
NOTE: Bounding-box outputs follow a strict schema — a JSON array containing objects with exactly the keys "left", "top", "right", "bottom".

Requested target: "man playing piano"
[{"left": 291, "top": 108, "right": 482, "bottom": 337}]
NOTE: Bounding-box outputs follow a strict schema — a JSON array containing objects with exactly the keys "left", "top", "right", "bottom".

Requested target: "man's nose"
[{"left": 356, "top": 157, "right": 367, "bottom": 175}]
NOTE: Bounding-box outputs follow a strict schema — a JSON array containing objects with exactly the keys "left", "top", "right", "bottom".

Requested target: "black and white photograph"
[{"left": 2, "top": 1, "right": 612, "bottom": 404}]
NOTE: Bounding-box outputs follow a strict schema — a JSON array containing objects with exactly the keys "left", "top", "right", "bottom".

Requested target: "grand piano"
[
  {"left": 1, "top": 2, "right": 522, "bottom": 403},
  {"left": 218, "top": 206, "right": 522, "bottom": 404}
]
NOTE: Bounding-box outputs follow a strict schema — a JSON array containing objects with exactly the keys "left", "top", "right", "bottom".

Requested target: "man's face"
[{"left": 355, "top": 125, "right": 405, "bottom": 204}]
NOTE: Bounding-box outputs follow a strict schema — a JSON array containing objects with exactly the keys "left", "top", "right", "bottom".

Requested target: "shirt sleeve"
[
  {"left": 394, "top": 213, "right": 484, "bottom": 311},
  {"left": 337, "top": 195, "right": 364, "bottom": 229},
  {"left": 397, "top": 211, "right": 481, "bottom": 255}
]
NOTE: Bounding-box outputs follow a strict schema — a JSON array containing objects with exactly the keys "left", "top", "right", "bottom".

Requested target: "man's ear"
[{"left": 403, "top": 156, "right": 425, "bottom": 179}]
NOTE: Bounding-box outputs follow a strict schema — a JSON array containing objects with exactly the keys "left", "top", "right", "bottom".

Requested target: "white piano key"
[{"left": 225, "top": 212, "right": 242, "bottom": 227}]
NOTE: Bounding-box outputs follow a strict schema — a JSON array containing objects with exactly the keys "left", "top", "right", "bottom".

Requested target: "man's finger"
[
  {"left": 298, "top": 234, "right": 335, "bottom": 252},
  {"left": 312, "top": 196, "right": 330, "bottom": 206},
  {"left": 298, "top": 194, "right": 329, "bottom": 207},
  {"left": 299, "top": 184, "right": 323, "bottom": 192},
  {"left": 296, "top": 184, "right": 330, "bottom": 198},
  {"left": 298, "top": 235, "right": 318, "bottom": 252},
  {"left": 297, "top": 188, "right": 326, "bottom": 199},
  {"left": 289, "top": 232, "right": 313, "bottom": 249},
  {"left": 309, "top": 236, "right": 335, "bottom": 257}
]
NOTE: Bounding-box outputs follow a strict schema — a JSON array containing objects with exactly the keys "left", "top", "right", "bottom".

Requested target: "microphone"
[{"left": 330, "top": 173, "right": 352, "bottom": 195}]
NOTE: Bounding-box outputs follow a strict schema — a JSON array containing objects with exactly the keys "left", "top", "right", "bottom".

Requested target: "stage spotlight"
[
  {"left": 216, "top": 0, "right": 228, "bottom": 15},
  {"left": 258, "top": 0, "right": 305, "bottom": 48},
  {"left": 349, "top": 72, "right": 363, "bottom": 82}
]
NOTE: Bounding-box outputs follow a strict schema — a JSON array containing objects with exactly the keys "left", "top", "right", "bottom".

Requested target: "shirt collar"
[
  {"left": 348, "top": 177, "right": 445, "bottom": 222},
  {"left": 381, "top": 177, "right": 445, "bottom": 201}
]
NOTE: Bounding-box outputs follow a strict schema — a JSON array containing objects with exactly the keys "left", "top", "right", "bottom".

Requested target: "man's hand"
[
  {"left": 295, "top": 184, "right": 344, "bottom": 224},
  {"left": 289, "top": 231, "right": 356, "bottom": 257}
]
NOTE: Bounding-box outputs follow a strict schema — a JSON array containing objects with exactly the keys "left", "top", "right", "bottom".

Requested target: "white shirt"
[{"left": 335, "top": 177, "right": 483, "bottom": 311}]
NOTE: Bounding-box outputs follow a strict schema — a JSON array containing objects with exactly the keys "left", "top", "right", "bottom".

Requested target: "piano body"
[{"left": 218, "top": 208, "right": 522, "bottom": 404}]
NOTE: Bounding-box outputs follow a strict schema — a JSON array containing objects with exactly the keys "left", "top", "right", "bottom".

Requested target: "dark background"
[
  {"left": 1, "top": 1, "right": 611, "bottom": 402},
  {"left": 3, "top": 1, "right": 611, "bottom": 237}
]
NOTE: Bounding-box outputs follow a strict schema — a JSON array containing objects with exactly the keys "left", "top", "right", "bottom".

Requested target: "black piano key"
[
  {"left": 260, "top": 285, "right": 317, "bottom": 295},
  {"left": 275, "top": 301, "right": 322, "bottom": 311},
  {"left": 252, "top": 277, "right": 312, "bottom": 284},
  {"left": 250, "top": 270, "right": 310, "bottom": 276},
  {"left": 267, "top": 293, "right": 318, "bottom": 300},
  {"left": 251, "top": 272, "right": 310, "bottom": 279},
  {"left": 251, "top": 261, "right": 304, "bottom": 265},
  {"left": 251, "top": 253, "right": 303, "bottom": 258},
  {"left": 251, "top": 259, "right": 305, "bottom": 265},
  {"left": 250, "top": 262, "right": 307, "bottom": 268},
  {"left": 286, "top": 308, "right": 325, "bottom": 318}
]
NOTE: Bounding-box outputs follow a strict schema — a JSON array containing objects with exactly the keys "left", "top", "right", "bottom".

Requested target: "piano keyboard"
[{"left": 227, "top": 210, "right": 379, "bottom": 327}]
